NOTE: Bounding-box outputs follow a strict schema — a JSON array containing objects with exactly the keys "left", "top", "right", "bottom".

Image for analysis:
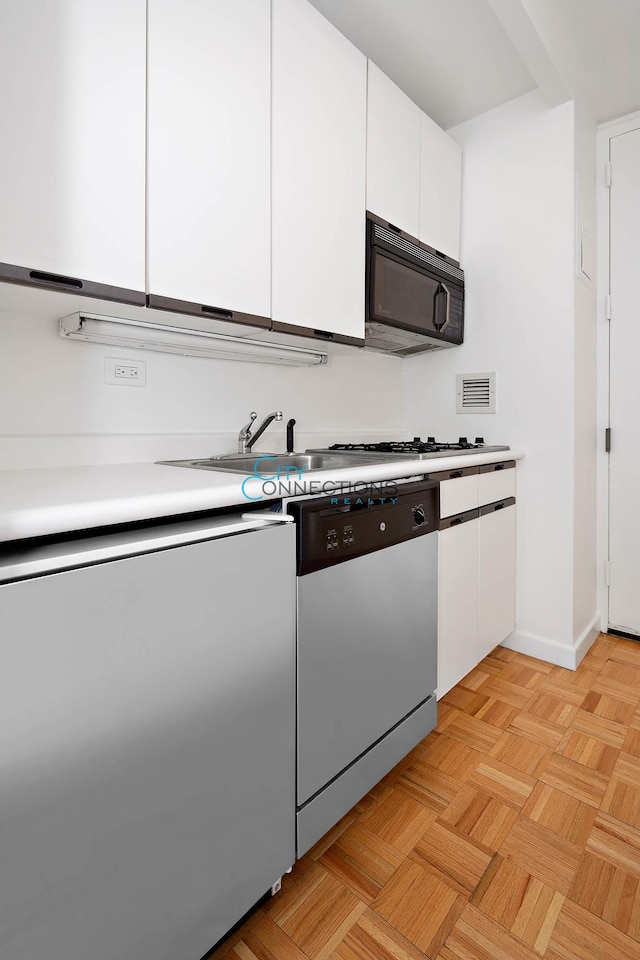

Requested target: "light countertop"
[{"left": 0, "top": 450, "right": 525, "bottom": 543}]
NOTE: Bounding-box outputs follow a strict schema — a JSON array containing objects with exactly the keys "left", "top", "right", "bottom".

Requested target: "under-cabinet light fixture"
[{"left": 59, "top": 312, "right": 328, "bottom": 367}]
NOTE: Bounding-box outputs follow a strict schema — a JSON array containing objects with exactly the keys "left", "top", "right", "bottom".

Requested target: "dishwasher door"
[
  {"left": 0, "top": 518, "right": 295, "bottom": 960},
  {"left": 297, "top": 532, "right": 437, "bottom": 806}
]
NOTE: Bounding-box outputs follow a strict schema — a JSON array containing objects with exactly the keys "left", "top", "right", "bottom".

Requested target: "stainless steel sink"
[{"left": 158, "top": 452, "right": 385, "bottom": 475}]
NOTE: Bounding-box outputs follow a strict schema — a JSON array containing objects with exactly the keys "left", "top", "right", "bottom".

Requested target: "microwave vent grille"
[
  {"left": 374, "top": 224, "right": 464, "bottom": 283},
  {"left": 365, "top": 320, "right": 452, "bottom": 356},
  {"left": 456, "top": 373, "right": 496, "bottom": 413}
]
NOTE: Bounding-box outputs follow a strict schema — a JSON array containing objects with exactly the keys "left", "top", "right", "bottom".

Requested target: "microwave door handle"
[{"left": 433, "top": 283, "right": 450, "bottom": 331}]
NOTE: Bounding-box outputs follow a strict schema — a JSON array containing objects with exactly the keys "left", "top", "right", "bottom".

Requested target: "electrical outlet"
[
  {"left": 115, "top": 364, "right": 138, "bottom": 380},
  {"left": 105, "top": 357, "right": 147, "bottom": 387}
]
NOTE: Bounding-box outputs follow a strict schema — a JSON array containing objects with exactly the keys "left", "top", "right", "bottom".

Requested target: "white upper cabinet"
[
  {"left": 419, "top": 113, "right": 462, "bottom": 261},
  {"left": 366, "top": 63, "right": 421, "bottom": 237},
  {"left": 0, "top": 0, "right": 146, "bottom": 294},
  {"left": 271, "top": 0, "right": 367, "bottom": 339},
  {"left": 366, "top": 62, "right": 461, "bottom": 261},
  {"left": 147, "top": 0, "right": 270, "bottom": 321}
]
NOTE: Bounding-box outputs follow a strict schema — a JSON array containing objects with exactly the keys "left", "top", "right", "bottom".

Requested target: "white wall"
[
  {"left": 0, "top": 292, "right": 405, "bottom": 470},
  {"left": 404, "top": 90, "right": 582, "bottom": 664}
]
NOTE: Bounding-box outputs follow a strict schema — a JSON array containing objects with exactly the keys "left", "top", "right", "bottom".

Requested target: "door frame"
[{"left": 596, "top": 110, "right": 640, "bottom": 633}]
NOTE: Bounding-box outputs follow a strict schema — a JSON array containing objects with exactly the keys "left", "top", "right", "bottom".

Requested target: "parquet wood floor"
[{"left": 217, "top": 634, "right": 640, "bottom": 960}]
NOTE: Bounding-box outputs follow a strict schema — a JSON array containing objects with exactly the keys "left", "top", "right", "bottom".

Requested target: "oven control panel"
[{"left": 288, "top": 479, "right": 439, "bottom": 576}]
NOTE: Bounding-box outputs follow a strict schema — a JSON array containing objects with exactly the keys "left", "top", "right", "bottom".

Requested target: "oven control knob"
[
  {"left": 379, "top": 521, "right": 386, "bottom": 532},
  {"left": 413, "top": 506, "right": 426, "bottom": 526},
  {"left": 475, "top": 437, "right": 484, "bottom": 445},
  {"left": 458, "top": 436, "right": 468, "bottom": 445}
]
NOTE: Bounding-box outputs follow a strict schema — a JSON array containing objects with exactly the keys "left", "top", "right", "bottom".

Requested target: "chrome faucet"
[{"left": 238, "top": 410, "right": 283, "bottom": 454}]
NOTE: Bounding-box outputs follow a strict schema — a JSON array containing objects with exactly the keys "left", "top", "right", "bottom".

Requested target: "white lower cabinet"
[
  {"left": 434, "top": 462, "right": 517, "bottom": 698},
  {"left": 478, "top": 503, "right": 517, "bottom": 661},
  {"left": 438, "top": 516, "right": 479, "bottom": 698}
]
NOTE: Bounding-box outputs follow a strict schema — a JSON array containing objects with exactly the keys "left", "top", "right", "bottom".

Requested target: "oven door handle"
[{"left": 433, "top": 283, "right": 450, "bottom": 332}]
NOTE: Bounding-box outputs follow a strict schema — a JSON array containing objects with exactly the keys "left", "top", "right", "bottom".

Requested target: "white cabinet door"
[
  {"left": 419, "top": 112, "right": 462, "bottom": 261},
  {"left": 366, "top": 62, "right": 421, "bottom": 237},
  {"left": 271, "top": 0, "right": 366, "bottom": 338},
  {"left": 148, "top": 0, "right": 270, "bottom": 320},
  {"left": 437, "top": 518, "right": 479, "bottom": 698},
  {"left": 478, "top": 505, "right": 516, "bottom": 660},
  {"left": 0, "top": 0, "right": 146, "bottom": 293}
]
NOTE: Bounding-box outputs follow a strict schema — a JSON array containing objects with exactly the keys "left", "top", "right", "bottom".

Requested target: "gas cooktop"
[{"left": 309, "top": 437, "right": 510, "bottom": 460}]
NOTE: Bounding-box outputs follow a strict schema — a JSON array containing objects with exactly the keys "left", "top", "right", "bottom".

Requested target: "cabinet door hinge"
[
  {"left": 605, "top": 427, "right": 611, "bottom": 453},
  {"left": 606, "top": 160, "right": 612, "bottom": 187},
  {"left": 605, "top": 294, "right": 612, "bottom": 320},
  {"left": 605, "top": 561, "right": 611, "bottom": 587}
]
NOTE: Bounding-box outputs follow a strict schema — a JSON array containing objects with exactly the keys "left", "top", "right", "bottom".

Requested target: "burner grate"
[{"left": 328, "top": 436, "right": 486, "bottom": 454}]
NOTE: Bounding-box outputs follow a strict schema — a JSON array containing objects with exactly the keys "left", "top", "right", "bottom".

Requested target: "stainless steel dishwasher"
[
  {"left": 0, "top": 512, "right": 296, "bottom": 960},
  {"left": 288, "top": 479, "right": 439, "bottom": 855}
]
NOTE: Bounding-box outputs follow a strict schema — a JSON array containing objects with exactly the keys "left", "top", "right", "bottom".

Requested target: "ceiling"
[
  {"left": 533, "top": 0, "right": 640, "bottom": 123},
  {"left": 308, "top": 0, "right": 536, "bottom": 129},
  {"left": 308, "top": 0, "right": 640, "bottom": 128}
]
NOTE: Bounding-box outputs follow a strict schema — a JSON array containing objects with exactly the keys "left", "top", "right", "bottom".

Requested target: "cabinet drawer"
[
  {"left": 479, "top": 461, "right": 516, "bottom": 506},
  {"left": 434, "top": 468, "right": 479, "bottom": 518}
]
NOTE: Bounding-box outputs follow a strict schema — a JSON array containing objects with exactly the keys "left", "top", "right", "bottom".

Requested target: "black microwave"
[{"left": 365, "top": 212, "right": 464, "bottom": 356}]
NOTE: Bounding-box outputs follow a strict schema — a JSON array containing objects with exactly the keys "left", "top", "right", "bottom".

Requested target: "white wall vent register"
[{"left": 456, "top": 372, "right": 496, "bottom": 413}]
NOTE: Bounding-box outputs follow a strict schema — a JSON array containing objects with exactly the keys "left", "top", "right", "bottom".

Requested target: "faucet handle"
[
  {"left": 286, "top": 418, "right": 296, "bottom": 454},
  {"left": 241, "top": 411, "right": 258, "bottom": 437}
]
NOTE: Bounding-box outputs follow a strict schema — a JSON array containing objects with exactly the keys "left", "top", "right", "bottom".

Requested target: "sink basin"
[{"left": 159, "top": 452, "right": 385, "bottom": 475}]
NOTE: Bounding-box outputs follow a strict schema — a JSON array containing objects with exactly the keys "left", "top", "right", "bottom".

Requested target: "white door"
[{"left": 609, "top": 126, "right": 640, "bottom": 636}]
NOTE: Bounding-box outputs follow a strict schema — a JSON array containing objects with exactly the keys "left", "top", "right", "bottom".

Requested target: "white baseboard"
[
  {"left": 574, "top": 615, "right": 601, "bottom": 666},
  {"left": 502, "top": 613, "right": 601, "bottom": 670}
]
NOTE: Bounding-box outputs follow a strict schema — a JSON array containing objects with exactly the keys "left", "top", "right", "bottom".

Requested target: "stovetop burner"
[
  {"left": 330, "top": 437, "right": 492, "bottom": 453},
  {"left": 313, "top": 437, "right": 510, "bottom": 461}
]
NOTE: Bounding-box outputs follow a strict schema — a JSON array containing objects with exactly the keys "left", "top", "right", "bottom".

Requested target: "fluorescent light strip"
[{"left": 59, "top": 312, "right": 328, "bottom": 367}]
